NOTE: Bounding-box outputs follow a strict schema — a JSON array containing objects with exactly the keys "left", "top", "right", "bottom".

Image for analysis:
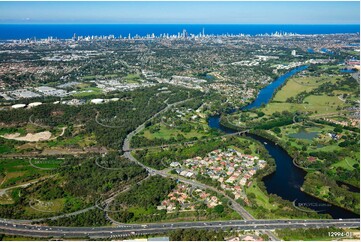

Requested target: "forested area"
[
  {"left": 109, "top": 176, "right": 176, "bottom": 223},
  {"left": 58, "top": 155, "right": 147, "bottom": 199},
  {"left": 0, "top": 154, "right": 147, "bottom": 219},
  {"left": 43, "top": 209, "right": 109, "bottom": 227},
  {"left": 0, "top": 86, "right": 202, "bottom": 150},
  {"left": 168, "top": 229, "right": 233, "bottom": 241},
  {"left": 302, "top": 173, "right": 360, "bottom": 214}
]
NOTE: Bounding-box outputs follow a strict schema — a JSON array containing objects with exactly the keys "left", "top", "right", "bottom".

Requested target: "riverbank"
[{"left": 207, "top": 65, "right": 359, "bottom": 218}]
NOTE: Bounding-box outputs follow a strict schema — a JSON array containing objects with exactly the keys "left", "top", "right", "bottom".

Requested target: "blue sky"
[{"left": 0, "top": 1, "right": 359, "bottom": 24}]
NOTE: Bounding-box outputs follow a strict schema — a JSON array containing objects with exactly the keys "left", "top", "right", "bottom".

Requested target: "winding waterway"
[{"left": 208, "top": 66, "right": 359, "bottom": 219}]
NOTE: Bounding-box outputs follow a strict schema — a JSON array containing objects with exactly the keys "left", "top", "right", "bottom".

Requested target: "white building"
[
  {"left": 91, "top": 99, "right": 104, "bottom": 104},
  {"left": 11, "top": 103, "right": 26, "bottom": 109}
]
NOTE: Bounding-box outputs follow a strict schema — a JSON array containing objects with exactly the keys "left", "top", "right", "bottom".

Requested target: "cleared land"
[{"left": 261, "top": 74, "right": 349, "bottom": 116}]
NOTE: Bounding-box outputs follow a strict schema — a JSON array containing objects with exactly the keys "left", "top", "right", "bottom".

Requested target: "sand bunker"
[{"left": 2, "top": 131, "right": 52, "bottom": 142}]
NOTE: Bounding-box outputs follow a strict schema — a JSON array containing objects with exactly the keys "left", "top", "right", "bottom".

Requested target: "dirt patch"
[
  {"left": 1, "top": 131, "right": 52, "bottom": 142},
  {"left": 41, "top": 146, "right": 107, "bottom": 156},
  {"left": 51, "top": 110, "right": 64, "bottom": 116},
  {"left": 41, "top": 148, "right": 85, "bottom": 156}
]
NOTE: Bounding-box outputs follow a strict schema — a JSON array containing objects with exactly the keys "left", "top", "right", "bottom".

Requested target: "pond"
[{"left": 288, "top": 130, "right": 319, "bottom": 140}]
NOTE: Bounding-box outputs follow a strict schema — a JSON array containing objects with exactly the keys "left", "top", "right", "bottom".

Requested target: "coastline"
[{"left": 0, "top": 24, "right": 359, "bottom": 40}]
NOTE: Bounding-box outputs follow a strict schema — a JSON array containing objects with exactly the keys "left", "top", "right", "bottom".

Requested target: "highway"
[
  {"left": 0, "top": 219, "right": 359, "bottom": 239},
  {"left": 1, "top": 98, "right": 359, "bottom": 239},
  {"left": 121, "top": 98, "right": 275, "bottom": 239}
]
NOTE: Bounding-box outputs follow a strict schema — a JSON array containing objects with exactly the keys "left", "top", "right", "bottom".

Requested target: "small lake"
[
  {"left": 321, "top": 48, "right": 334, "bottom": 55},
  {"left": 340, "top": 69, "right": 357, "bottom": 73},
  {"left": 289, "top": 130, "right": 319, "bottom": 140}
]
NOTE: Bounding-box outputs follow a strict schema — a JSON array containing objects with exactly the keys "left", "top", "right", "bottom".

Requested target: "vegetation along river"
[{"left": 208, "top": 66, "right": 359, "bottom": 219}]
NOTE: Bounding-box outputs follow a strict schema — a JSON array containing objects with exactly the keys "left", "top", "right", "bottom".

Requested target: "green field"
[
  {"left": 124, "top": 73, "right": 141, "bottom": 83},
  {"left": 332, "top": 157, "right": 359, "bottom": 170},
  {"left": 272, "top": 76, "right": 336, "bottom": 102},
  {"left": 72, "top": 87, "right": 103, "bottom": 98},
  {"left": 262, "top": 94, "right": 345, "bottom": 116},
  {"left": 261, "top": 73, "right": 350, "bottom": 116},
  {"left": 0, "top": 127, "right": 27, "bottom": 136},
  {"left": 0, "top": 159, "right": 51, "bottom": 188},
  {"left": 81, "top": 75, "right": 97, "bottom": 80},
  {"left": 30, "top": 158, "right": 65, "bottom": 169},
  {"left": 46, "top": 133, "right": 96, "bottom": 148},
  {"left": 245, "top": 180, "right": 277, "bottom": 211},
  {"left": 27, "top": 198, "right": 65, "bottom": 214},
  {"left": 142, "top": 123, "right": 209, "bottom": 140}
]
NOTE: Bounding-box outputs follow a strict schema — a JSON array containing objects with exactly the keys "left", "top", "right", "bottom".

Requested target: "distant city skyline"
[{"left": 0, "top": 1, "right": 359, "bottom": 24}]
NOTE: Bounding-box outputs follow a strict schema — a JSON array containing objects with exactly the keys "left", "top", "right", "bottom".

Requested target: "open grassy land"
[
  {"left": 260, "top": 70, "right": 355, "bottom": 117},
  {"left": 0, "top": 158, "right": 54, "bottom": 189},
  {"left": 272, "top": 75, "right": 338, "bottom": 102},
  {"left": 72, "top": 87, "right": 103, "bottom": 98},
  {"left": 243, "top": 179, "right": 328, "bottom": 219},
  {"left": 332, "top": 156, "right": 359, "bottom": 171},
  {"left": 124, "top": 73, "right": 141, "bottom": 83},
  {"left": 26, "top": 198, "right": 66, "bottom": 214},
  {"left": 245, "top": 180, "right": 277, "bottom": 211},
  {"left": 262, "top": 95, "right": 345, "bottom": 116},
  {"left": 29, "top": 158, "right": 65, "bottom": 169},
  {"left": 142, "top": 123, "right": 210, "bottom": 141}
]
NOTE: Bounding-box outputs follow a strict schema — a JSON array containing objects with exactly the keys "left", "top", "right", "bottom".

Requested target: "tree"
[{"left": 214, "top": 204, "right": 224, "bottom": 214}]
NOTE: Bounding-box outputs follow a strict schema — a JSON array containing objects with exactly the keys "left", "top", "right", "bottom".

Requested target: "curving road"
[
  {"left": 2, "top": 97, "right": 359, "bottom": 239},
  {"left": 121, "top": 98, "right": 279, "bottom": 239}
]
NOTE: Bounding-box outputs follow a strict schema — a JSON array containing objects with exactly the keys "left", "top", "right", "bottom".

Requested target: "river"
[{"left": 208, "top": 66, "right": 359, "bottom": 219}]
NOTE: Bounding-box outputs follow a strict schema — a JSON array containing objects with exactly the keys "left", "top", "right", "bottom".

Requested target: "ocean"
[{"left": 0, "top": 24, "right": 359, "bottom": 40}]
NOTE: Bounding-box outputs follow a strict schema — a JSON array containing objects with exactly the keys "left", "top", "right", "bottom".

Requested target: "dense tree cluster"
[
  {"left": 43, "top": 209, "right": 109, "bottom": 227},
  {"left": 169, "top": 229, "right": 232, "bottom": 241},
  {"left": 302, "top": 172, "right": 359, "bottom": 214}
]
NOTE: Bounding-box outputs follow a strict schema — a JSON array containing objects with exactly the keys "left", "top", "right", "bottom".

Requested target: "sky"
[{"left": 0, "top": 1, "right": 359, "bottom": 24}]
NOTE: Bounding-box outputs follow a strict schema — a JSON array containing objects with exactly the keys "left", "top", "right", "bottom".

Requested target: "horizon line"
[{"left": 1, "top": 23, "right": 360, "bottom": 25}]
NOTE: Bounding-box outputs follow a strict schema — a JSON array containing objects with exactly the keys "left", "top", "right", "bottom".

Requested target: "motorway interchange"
[{"left": 1, "top": 99, "right": 359, "bottom": 239}]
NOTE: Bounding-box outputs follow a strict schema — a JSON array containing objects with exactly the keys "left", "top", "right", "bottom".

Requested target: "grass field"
[
  {"left": 72, "top": 87, "right": 103, "bottom": 98},
  {"left": 27, "top": 198, "right": 65, "bottom": 214},
  {"left": 245, "top": 180, "right": 277, "bottom": 211},
  {"left": 124, "top": 73, "right": 141, "bottom": 83},
  {"left": 46, "top": 133, "right": 96, "bottom": 148},
  {"left": 272, "top": 76, "right": 335, "bottom": 102},
  {"left": 262, "top": 94, "right": 345, "bottom": 116},
  {"left": 0, "top": 142, "right": 15, "bottom": 154},
  {"left": 0, "top": 127, "right": 27, "bottom": 136},
  {"left": 142, "top": 124, "right": 209, "bottom": 140},
  {"left": 261, "top": 72, "right": 350, "bottom": 117},
  {"left": 81, "top": 75, "right": 97, "bottom": 80},
  {"left": 30, "top": 158, "right": 65, "bottom": 169},
  {"left": 0, "top": 193, "right": 14, "bottom": 204},
  {"left": 269, "top": 123, "right": 345, "bottom": 154},
  {"left": 332, "top": 157, "right": 359, "bottom": 170},
  {"left": 0, "top": 159, "right": 50, "bottom": 188}
]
